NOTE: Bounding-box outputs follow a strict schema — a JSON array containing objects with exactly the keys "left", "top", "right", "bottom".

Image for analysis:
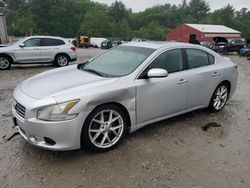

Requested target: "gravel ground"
[{"left": 0, "top": 49, "right": 250, "bottom": 188}]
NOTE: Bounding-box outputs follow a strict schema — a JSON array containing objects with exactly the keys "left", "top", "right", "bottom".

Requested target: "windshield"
[{"left": 81, "top": 46, "right": 155, "bottom": 77}]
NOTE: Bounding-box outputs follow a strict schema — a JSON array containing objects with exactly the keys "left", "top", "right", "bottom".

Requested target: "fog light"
[{"left": 44, "top": 137, "right": 56, "bottom": 145}]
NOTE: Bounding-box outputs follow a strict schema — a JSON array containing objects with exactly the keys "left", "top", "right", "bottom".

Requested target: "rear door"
[
  {"left": 39, "top": 38, "right": 65, "bottom": 62},
  {"left": 14, "top": 38, "right": 41, "bottom": 63},
  {"left": 185, "top": 48, "right": 222, "bottom": 109}
]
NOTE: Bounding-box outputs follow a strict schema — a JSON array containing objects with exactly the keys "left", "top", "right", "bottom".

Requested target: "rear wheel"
[
  {"left": 0, "top": 56, "right": 11, "bottom": 70},
  {"left": 82, "top": 104, "right": 127, "bottom": 152},
  {"left": 209, "top": 84, "right": 229, "bottom": 112},
  {"left": 55, "top": 54, "right": 69, "bottom": 67}
]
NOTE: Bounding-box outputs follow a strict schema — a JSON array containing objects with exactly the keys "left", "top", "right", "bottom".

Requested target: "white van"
[{"left": 90, "top": 37, "right": 108, "bottom": 48}]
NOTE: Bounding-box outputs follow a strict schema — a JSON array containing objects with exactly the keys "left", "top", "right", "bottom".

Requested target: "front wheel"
[
  {"left": 208, "top": 84, "right": 229, "bottom": 112},
  {"left": 82, "top": 105, "right": 127, "bottom": 152},
  {"left": 0, "top": 56, "right": 11, "bottom": 70},
  {"left": 54, "top": 54, "right": 69, "bottom": 67}
]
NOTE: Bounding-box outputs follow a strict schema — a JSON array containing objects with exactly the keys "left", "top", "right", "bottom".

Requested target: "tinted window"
[
  {"left": 208, "top": 54, "right": 215, "bottom": 64},
  {"left": 186, "top": 49, "right": 210, "bottom": 69},
  {"left": 149, "top": 49, "right": 183, "bottom": 73},
  {"left": 41, "top": 38, "right": 65, "bottom": 46},
  {"left": 24, "top": 38, "right": 41, "bottom": 47}
]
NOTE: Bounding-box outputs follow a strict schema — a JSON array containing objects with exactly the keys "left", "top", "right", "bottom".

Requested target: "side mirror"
[
  {"left": 19, "top": 43, "right": 25, "bottom": 48},
  {"left": 147, "top": 68, "right": 168, "bottom": 78}
]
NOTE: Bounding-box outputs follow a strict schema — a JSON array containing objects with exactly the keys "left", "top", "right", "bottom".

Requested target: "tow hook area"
[{"left": 2, "top": 129, "right": 20, "bottom": 143}]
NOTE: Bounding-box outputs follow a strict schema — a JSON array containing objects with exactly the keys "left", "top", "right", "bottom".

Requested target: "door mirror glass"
[
  {"left": 147, "top": 68, "right": 168, "bottom": 78},
  {"left": 19, "top": 43, "right": 25, "bottom": 48}
]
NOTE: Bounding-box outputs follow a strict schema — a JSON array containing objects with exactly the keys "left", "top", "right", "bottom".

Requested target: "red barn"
[{"left": 167, "top": 23, "right": 241, "bottom": 43}]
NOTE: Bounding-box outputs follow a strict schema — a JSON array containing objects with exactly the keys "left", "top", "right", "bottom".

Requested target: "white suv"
[{"left": 0, "top": 36, "right": 77, "bottom": 70}]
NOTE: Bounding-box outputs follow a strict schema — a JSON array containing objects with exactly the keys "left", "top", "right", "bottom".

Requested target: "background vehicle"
[
  {"left": 200, "top": 41, "right": 213, "bottom": 49},
  {"left": 240, "top": 39, "right": 250, "bottom": 57},
  {"left": 12, "top": 42, "right": 238, "bottom": 152},
  {"left": 90, "top": 37, "right": 108, "bottom": 48},
  {"left": 212, "top": 37, "right": 244, "bottom": 54},
  {"left": 0, "top": 44, "right": 8, "bottom": 48},
  {"left": 111, "top": 40, "right": 122, "bottom": 47},
  {"left": 76, "top": 33, "right": 90, "bottom": 48},
  {"left": 101, "top": 40, "right": 112, "bottom": 49},
  {"left": 0, "top": 36, "right": 77, "bottom": 70}
]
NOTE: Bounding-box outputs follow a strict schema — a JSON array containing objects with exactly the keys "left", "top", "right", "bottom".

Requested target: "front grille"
[{"left": 14, "top": 100, "right": 26, "bottom": 119}]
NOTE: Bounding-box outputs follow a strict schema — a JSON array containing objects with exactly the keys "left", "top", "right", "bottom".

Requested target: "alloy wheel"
[
  {"left": 0, "top": 57, "right": 10, "bottom": 69},
  {"left": 213, "top": 85, "right": 228, "bottom": 110},
  {"left": 57, "top": 56, "right": 68, "bottom": 67},
  {"left": 88, "top": 109, "right": 124, "bottom": 149}
]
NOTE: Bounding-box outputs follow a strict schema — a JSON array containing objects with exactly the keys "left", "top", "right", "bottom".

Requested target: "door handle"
[
  {"left": 212, "top": 72, "right": 220, "bottom": 77},
  {"left": 177, "top": 79, "right": 187, "bottom": 84}
]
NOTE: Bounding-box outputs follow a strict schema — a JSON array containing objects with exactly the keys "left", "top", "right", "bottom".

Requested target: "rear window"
[
  {"left": 186, "top": 49, "right": 214, "bottom": 69},
  {"left": 41, "top": 38, "right": 65, "bottom": 46}
]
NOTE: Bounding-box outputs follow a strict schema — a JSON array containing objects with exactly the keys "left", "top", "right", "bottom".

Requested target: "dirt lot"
[{"left": 0, "top": 48, "right": 250, "bottom": 188}]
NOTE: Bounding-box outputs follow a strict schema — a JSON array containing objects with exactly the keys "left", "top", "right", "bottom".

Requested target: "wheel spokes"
[{"left": 89, "top": 109, "right": 124, "bottom": 149}]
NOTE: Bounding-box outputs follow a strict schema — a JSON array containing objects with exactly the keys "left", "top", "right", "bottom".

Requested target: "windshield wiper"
[{"left": 83, "top": 68, "right": 104, "bottom": 77}]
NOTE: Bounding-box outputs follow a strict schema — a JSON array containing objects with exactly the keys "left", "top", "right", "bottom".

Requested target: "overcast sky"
[{"left": 92, "top": 0, "right": 250, "bottom": 12}]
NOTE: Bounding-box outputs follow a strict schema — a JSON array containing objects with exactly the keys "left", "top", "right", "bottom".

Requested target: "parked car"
[
  {"left": 101, "top": 40, "right": 112, "bottom": 49},
  {"left": 200, "top": 41, "right": 213, "bottom": 49},
  {"left": 211, "top": 37, "right": 229, "bottom": 53},
  {"left": 90, "top": 37, "right": 108, "bottom": 48},
  {"left": 212, "top": 37, "right": 244, "bottom": 54},
  {"left": 240, "top": 39, "right": 250, "bottom": 57},
  {"left": 12, "top": 42, "right": 238, "bottom": 152},
  {"left": 111, "top": 40, "right": 122, "bottom": 47},
  {"left": 0, "top": 36, "right": 77, "bottom": 70},
  {"left": 0, "top": 44, "right": 8, "bottom": 48}
]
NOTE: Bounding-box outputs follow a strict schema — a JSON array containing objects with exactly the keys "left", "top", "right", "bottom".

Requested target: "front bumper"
[{"left": 12, "top": 90, "right": 85, "bottom": 151}]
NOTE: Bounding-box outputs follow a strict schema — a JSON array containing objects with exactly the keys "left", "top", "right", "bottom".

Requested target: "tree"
[
  {"left": 80, "top": 7, "right": 113, "bottom": 37},
  {"left": 188, "top": 0, "right": 210, "bottom": 23},
  {"left": 208, "top": 4, "right": 235, "bottom": 28},
  {"left": 108, "top": 1, "right": 129, "bottom": 23},
  {"left": 134, "top": 21, "right": 171, "bottom": 40}
]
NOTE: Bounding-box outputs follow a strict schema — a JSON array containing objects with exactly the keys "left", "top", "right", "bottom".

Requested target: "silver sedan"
[{"left": 12, "top": 42, "right": 238, "bottom": 152}]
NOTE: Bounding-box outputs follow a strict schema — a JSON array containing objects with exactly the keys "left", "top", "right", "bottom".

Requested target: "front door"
[
  {"left": 135, "top": 49, "right": 188, "bottom": 124},
  {"left": 14, "top": 38, "right": 41, "bottom": 63}
]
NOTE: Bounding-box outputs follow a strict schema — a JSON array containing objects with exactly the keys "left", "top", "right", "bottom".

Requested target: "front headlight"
[{"left": 37, "top": 100, "right": 79, "bottom": 121}]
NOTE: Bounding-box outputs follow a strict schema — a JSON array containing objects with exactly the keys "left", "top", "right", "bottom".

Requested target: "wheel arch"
[
  {"left": 0, "top": 53, "right": 14, "bottom": 63},
  {"left": 54, "top": 52, "right": 70, "bottom": 61},
  {"left": 80, "top": 102, "right": 132, "bottom": 148},
  {"left": 219, "top": 80, "right": 231, "bottom": 94}
]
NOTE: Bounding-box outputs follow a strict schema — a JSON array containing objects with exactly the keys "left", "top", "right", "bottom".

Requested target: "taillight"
[{"left": 71, "top": 46, "right": 76, "bottom": 51}]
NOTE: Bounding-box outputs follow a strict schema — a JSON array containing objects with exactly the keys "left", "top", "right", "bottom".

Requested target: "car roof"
[
  {"left": 122, "top": 41, "right": 202, "bottom": 50},
  {"left": 25, "top": 36, "right": 66, "bottom": 40}
]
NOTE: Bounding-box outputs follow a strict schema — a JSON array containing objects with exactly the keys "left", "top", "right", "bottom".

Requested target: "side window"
[
  {"left": 186, "top": 49, "right": 210, "bottom": 69},
  {"left": 41, "top": 38, "right": 65, "bottom": 46},
  {"left": 24, "top": 38, "right": 41, "bottom": 47},
  {"left": 149, "top": 49, "right": 183, "bottom": 73},
  {"left": 208, "top": 54, "right": 215, "bottom": 64}
]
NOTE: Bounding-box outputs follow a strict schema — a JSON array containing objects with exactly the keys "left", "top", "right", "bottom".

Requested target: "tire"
[
  {"left": 82, "top": 104, "right": 128, "bottom": 152},
  {"left": 54, "top": 54, "right": 69, "bottom": 67},
  {"left": 0, "top": 55, "right": 11, "bottom": 70},
  {"left": 208, "top": 84, "right": 229, "bottom": 112}
]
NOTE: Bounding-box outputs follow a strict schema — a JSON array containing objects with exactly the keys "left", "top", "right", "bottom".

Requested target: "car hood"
[{"left": 19, "top": 65, "right": 118, "bottom": 99}]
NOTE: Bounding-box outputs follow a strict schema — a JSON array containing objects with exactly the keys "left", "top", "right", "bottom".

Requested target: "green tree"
[
  {"left": 80, "top": 7, "right": 113, "bottom": 37},
  {"left": 108, "top": 1, "right": 129, "bottom": 23},
  {"left": 188, "top": 0, "right": 210, "bottom": 23},
  {"left": 135, "top": 21, "right": 170, "bottom": 40},
  {"left": 208, "top": 5, "right": 235, "bottom": 28}
]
